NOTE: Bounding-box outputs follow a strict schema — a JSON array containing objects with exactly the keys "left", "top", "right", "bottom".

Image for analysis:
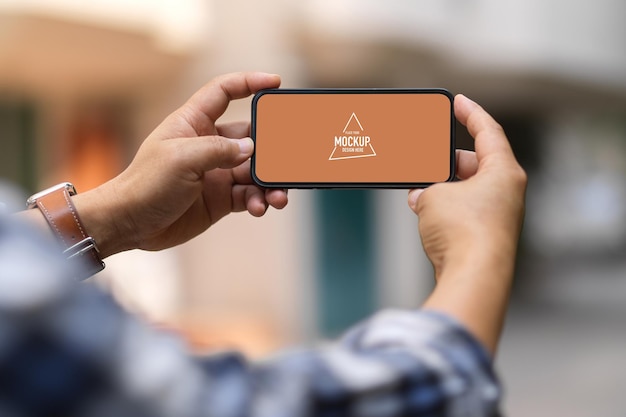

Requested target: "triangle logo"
[
  {"left": 343, "top": 112, "right": 364, "bottom": 132},
  {"left": 329, "top": 112, "right": 377, "bottom": 160}
]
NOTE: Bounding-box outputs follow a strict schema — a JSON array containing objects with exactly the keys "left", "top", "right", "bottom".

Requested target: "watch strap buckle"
[
  {"left": 64, "top": 237, "right": 100, "bottom": 259},
  {"left": 64, "top": 237, "right": 105, "bottom": 280}
]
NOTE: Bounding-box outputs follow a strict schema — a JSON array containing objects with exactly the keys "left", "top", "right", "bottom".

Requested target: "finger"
[
  {"left": 173, "top": 136, "right": 254, "bottom": 175},
  {"left": 216, "top": 120, "right": 250, "bottom": 139},
  {"left": 232, "top": 184, "right": 267, "bottom": 217},
  {"left": 231, "top": 160, "right": 254, "bottom": 185},
  {"left": 231, "top": 161, "right": 288, "bottom": 209},
  {"left": 409, "top": 150, "right": 477, "bottom": 211},
  {"left": 266, "top": 189, "right": 288, "bottom": 209},
  {"left": 454, "top": 94, "right": 516, "bottom": 164},
  {"left": 456, "top": 149, "right": 478, "bottom": 180},
  {"left": 408, "top": 188, "right": 426, "bottom": 212},
  {"left": 186, "top": 72, "right": 281, "bottom": 127}
]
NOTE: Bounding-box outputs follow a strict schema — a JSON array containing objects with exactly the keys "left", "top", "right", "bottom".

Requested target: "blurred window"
[
  {"left": 0, "top": 100, "right": 36, "bottom": 193},
  {"left": 314, "top": 190, "right": 376, "bottom": 335}
]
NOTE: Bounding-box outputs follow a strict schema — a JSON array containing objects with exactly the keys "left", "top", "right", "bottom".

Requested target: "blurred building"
[{"left": 1, "top": 1, "right": 626, "bottom": 415}]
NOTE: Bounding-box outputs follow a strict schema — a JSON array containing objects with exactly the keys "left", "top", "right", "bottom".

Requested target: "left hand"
[{"left": 74, "top": 72, "right": 288, "bottom": 257}]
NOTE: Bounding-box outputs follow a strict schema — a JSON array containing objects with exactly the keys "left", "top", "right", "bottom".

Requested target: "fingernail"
[
  {"left": 408, "top": 189, "right": 423, "bottom": 209},
  {"left": 238, "top": 138, "right": 254, "bottom": 155},
  {"left": 458, "top": 94, "right": 478, "bottom": 108}
]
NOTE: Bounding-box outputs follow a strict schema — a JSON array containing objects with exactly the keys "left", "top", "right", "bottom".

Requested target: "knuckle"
[
  {"left": 167, "top": 141, "right": 191, "bottom": 165},
  {"left": 174, "top": 106, "right": 196, "bottom": 130},
  {"left": 210, "top": 136, "right": 239, "bottom": 162},
  {"left": 510, "top": 165, "right": 528, "bottom": 189},
  {"left": 489, "top": 120, "right": 506, "bottom": 138},
  {"left": 177, "top": 106, "right": 213, "bottom": 136},
  {"left": 208, "top": 136, "right": 229, "bottom": 156},
  {"left": 492, "top": 119, "right": 505, "bottom": 132}
]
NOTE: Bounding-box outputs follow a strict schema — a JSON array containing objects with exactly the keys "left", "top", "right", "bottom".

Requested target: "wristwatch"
[{"left": 27, "top": 182, "right": 105, "bottom": 280}]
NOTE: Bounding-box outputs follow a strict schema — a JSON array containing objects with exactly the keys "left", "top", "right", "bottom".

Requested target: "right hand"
[
  {"left": 407, "top": 94, "right": 527, "bottom": 354},
  {"left": 408, "top": 94, "right": 527, "bottom": 279}
]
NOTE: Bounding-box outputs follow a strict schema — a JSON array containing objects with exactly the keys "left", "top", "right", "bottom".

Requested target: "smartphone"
[{"left": 251, "top": 88, "right": 455, "bottom": 188}]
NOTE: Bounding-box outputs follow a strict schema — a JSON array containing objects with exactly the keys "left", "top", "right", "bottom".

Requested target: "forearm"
[{"left": 422, "top": 239, "right": 518, "bottom": 356}]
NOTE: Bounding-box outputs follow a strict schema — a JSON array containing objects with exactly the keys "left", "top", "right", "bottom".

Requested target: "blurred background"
[{"left": 1, "top": 0, "right": 626, "bottom": 415}]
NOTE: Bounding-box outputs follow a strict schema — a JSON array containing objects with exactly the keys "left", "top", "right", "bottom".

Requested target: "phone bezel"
[{"left": 251, "top": 88, "right": 456, "bottom": 189}]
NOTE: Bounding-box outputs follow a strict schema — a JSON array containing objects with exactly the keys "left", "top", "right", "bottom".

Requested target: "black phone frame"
[{"left": 250, "top": 88, "right": 456, "bottom": 189}]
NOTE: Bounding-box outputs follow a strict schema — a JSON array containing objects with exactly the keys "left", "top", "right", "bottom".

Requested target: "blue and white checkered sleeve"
[
  {"left": 234, "top": 309, "right": 501, "bottom": 417},
  {"left": 0, "top": 218, "right": 501, "bottom": 417}
]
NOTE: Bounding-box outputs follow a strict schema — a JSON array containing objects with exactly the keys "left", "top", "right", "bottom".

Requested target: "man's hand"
[
  {"left": 73, "top": 72, "right": 288, "bottom": 257},
  {"left": 408, "top": 94, "right": 527, "bottom": 354}
]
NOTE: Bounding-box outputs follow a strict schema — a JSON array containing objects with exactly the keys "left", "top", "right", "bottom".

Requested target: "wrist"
[
  {"left": 25, "top": 183, "right": 106, "bottom": 280},
  {"left": 71, "top": 181, "right": 137, "bottom": 258},
  {"left": 435, "top": 239, "right": 518, "bottom": 285}
]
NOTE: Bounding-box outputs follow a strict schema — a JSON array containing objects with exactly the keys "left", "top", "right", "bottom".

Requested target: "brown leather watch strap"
[{"left": 28, "top": 183, "right": 105, "bottom": 280}]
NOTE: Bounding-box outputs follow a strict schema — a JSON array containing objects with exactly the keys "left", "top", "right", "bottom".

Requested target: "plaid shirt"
[{"left": 0, "top": 217, "right": 501, "bottom": 417}]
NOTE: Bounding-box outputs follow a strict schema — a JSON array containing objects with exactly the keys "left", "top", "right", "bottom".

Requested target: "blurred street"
[{"left": 499, "top": 258, "right": 626, "bottom": 416}]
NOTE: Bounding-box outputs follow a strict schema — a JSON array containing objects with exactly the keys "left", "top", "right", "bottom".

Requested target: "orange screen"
[{"left": 252, "top": 90, "right": 454, "bottom": 187}]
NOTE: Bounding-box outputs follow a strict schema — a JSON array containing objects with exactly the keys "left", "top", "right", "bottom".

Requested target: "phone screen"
[{"left": 251, "top": 89, "right": 455, "bottom": 188}]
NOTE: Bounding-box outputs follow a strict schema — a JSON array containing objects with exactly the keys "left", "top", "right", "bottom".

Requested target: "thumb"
[
  {"left": 408, "top": 188, "right": 426, "bottom": 212},
  {"left": 174, "top": 136, "right": 254, "bottom": 174}
]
